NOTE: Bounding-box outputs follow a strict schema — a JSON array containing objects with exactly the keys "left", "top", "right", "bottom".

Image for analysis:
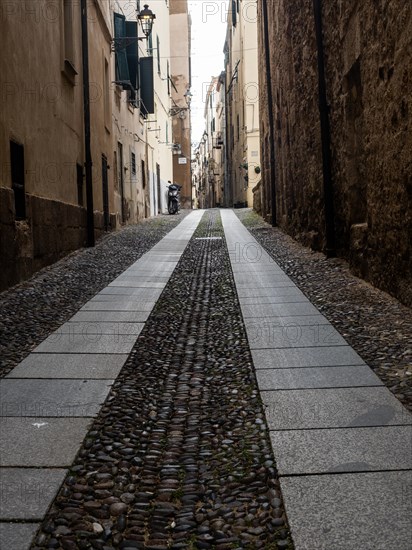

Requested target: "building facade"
[
  {"left": 257, "top": 0, "right": 412, "bottom": 306},
  {"left": 0, "top": 0, "right": 175, "bottom": 291},
  {"left": 224, "top": 0, "right": 261, "bottom": 208},
  {"left": 170, "top": 0, "right": 192, "bottom": 208}
]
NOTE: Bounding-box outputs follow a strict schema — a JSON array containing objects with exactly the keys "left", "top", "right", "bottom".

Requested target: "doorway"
[
  {"left": 156, "top": 163, "right": 161, "bottom": 214},
  {"left": 102, "top": 154, "right": 110, "bottom": 231}
]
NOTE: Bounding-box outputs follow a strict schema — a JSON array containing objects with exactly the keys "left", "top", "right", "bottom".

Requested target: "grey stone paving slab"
[
  {"left": 229, "top": 258, "right": 281, "bottom": 268},
  {"left": 234, "top": 273, "right": 290, "bottom": 284},
  {"left": 245, "top": 318, "right": 346, "bottom": 349},
  {"left": 251, "top": 346, "right": 366, "bottom": 369},
  {"left": 270, "top": 425, "right": 412, "bottom": 475},
  {"left": 33, "top": 333, "right": 136, "bottom": 354},
  {"left": 257, "top": 365, "right": 383, "bottom": 390},
  {"left": 115, "top": 275, "right": 170, "bottom": 281},
  {"left": 112, "top": 273, "right": 170, "bottom": 288},
  {"left": 0, "top": 468, "right": 67, "bottom": 520},
  {"left": 239, "top": 294, "right": 308, "bottom": 305},
  {"left": 107, "top": 280, "right": 168, "bottom": 289},
  {"left": 80, "top": 300, "right": 155, "bottom": 311},
  {"left": 7, "top": 353, "right": 127, "bottom": 379},
  {"left": 245, "top": 315, "right": 330, "bottom": 329},
  {"left": 91, "top": 291, "right": 162, "bottom": 301},
  {"left": 237, "top": 286, "right": 301, "bottom": 299},
  {"left": 280, "top": 471, "right": 412, "bottom": 550},
  {"left": 0, "top": 418, "right": 92, "bottom": 466},
  {"left": 121, "top": 269, "right": 174, "bottom": 277},
  {"left": 239, "top": 293, "right": 309, "bottom": 306},
  {"left": 58, "top": 321, "right": 144, "bottom": 336},
  {"left": 0, "top": 522, "right": 40, "bottom": 550},
  {"left": 97, "top": 287, "right": 163, "bottom": 297},
  {"left": 144, "top": 252, "right": 182, "bottom": 257},
  {"left": 236, "top": 285, "right": 299, "bottom": 298},
  {"left": 0, "top": 379, "right": 113, "bottom": 417},
  {"left": 70, "top": 310, "right": 150, "bottom": 323},
  {"left": 262, "top": 387, "right": 412, "bottom": 430},
  {"left": 241, "top": 302, "right": 320, "bottom": 318},
  {"left": 134, "top": 258, "right": 179, "bottom": 264},
  {"left": 231, "top": 266, "right": 284, "bottom": 275},
  {"left": 235, "top": 278, "right": 293, "bottom": 289}
]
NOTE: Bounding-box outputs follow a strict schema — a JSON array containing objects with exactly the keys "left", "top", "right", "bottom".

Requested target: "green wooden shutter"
[
  {"left": 140, "top": 56, "right": 154, "bottom": 116},
  {"left": 232, "top": 1, "right": 237, "bottom": 27},
  {"left": 126, "top": 20, "right": 138, "bottom": 103},
  {"left": 156, "top": 35, "right": 160, "bottom": 73},
  {"left": 114, "top": 12, "right": 130, "bottom": 84}
]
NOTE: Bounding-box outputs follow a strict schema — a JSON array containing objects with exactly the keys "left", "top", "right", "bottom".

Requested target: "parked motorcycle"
[{"left": 167, "top": 183, "right": 181, "bottom": 214}]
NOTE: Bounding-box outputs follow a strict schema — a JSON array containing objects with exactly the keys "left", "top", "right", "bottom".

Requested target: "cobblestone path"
[
  {"left": 0, "top": 213, "right": 189, "bottom": 379},
  {"left": 30, "top": 210, "right": 292, "bottom": 549}
]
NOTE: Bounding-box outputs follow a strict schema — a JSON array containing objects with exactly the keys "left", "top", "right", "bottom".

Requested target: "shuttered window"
[
  {"left": 125, "top": 20, "right": 138, "bottom": 104},
  {"left": 140, "top": 56, "right": 154, "bottom": 116},
  {"left": 156, "top": 35, "right": 161, "bottom": 74},
  {"left": 114, "top": 13, "right": 130, "bottom": 84}
]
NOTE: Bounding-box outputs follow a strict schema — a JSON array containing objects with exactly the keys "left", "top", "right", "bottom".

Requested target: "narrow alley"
[
  {"left": 1, "top": 1, "right": 412, "bottom": 548},
  {"left": 0, "top": 210, "right": 411, "bottom": 550}
]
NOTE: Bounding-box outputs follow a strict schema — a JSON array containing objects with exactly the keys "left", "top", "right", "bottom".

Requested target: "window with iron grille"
[{"left": 131, "top": 152, "right": 136, "bottom": 176}]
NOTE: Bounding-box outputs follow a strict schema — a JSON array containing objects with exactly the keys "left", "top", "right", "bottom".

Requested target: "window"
[
  {"left": 62, "top": 0, "right": 77, "bottom": 81},
  {"left": 63, "top": 0, "right": 74, "bottom": 65},
  {"left": 10, "top": 141, "right": 26, "bottom": 219},
  {"left": 131, "top": 151, "right": 136, "bottom": 176},
  {"left": 114, "top": 13, "right": 130, "bottom": 84},
  {"left": 114, "top": 13, "right": 139, "bottom": 105},
  {"left": 232, "top": 0, "right": 237, "bottom": 27},
  {"left": 77, "top": 163, "right": 84, "bottom": 206},
  {"left": 157, "top": 35, "right": 161, "bottom": 74},
  {"left": 141, "top": 159, "right": 146, "bottom": 189},
  {"left": 140, "top": 56, "right": 155, "bottom": 116},
  {"left": 104, "top": 57, "right": 110, "bottom": 129},
  {"left": 102, "top": 155, "right": 110, "bottom": 231}
]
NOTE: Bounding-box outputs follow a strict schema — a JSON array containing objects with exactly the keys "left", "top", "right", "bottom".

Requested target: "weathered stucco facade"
[
  {"left": 225, "top": 0, "right": 261, "bottom": 208},
  {"left": 0, "top": 0, "right": 175, "bottom": 291},
  {"left": 170, "top": 0, "right": 192, "bottom": 208},
  {"left": 258, "top": 0, "right": 412, "bottom": 305},
  {"left": 0, "top": 0, "right": 88, "bottom": 289}
]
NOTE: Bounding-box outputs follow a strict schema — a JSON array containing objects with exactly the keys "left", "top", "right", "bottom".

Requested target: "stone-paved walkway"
[
  {"left": 221, "top": 210, "right": 412, "bottom": 550},
  {"left": 0, "top": 210, "right": 411, "bottom": 550}
]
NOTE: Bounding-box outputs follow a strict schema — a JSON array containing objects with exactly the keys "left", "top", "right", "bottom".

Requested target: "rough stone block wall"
[
  {"left": 0, "top": 188, "right": 90, "bottom": 291},
  {"left": 323, "top": 0, "right": 412, "bottom": 305},
  {"left": 258, "top": 0, "right": 412, "bottom": 306}
]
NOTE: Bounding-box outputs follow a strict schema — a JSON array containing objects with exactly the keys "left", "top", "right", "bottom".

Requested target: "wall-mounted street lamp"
[
  {"left": 184, "top": 89, "right": 193, "bottom": 105},
  {"left": 112, "top": 3, "right": 156, "bottom": 52},
  {"left": 138, "top": 4, "right": 156, "bottom": 39}
]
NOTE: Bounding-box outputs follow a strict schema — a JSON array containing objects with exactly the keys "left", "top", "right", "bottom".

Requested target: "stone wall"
[
  {"left": 258, "top": 0, "right": 412, "bottom": 306},
  {"left": 0, "top": 188, "right": 110, "bottom": 291}
]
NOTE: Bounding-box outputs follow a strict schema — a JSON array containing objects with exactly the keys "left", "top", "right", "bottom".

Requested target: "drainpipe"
[
  {"left": 81, "top": 0, "right": 95, "bottom": 247},
  {"left": 313, "top": 0, "right": 336, "bottom": 257},
  {"left": 261, "top": 0, "right": 277, "bottom": 226}
]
